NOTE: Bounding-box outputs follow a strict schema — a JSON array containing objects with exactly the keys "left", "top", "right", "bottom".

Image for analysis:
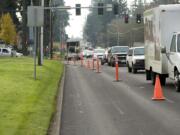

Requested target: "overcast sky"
[{"left": 65, "top": 0, "right": 152, "bottom": 38}]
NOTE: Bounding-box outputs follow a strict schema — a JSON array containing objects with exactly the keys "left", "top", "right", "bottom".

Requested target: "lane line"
[
  {"left": 165, "top": 98, "right": 175, "bottom": 104},
  {"left": 112, "top": 101, "right": 125, "bottom": 115}
]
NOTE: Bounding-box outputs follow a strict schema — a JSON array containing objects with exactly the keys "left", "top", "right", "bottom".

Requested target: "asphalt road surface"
[{"left": 60, "top": 63, "right": 180, "bottom": 135}]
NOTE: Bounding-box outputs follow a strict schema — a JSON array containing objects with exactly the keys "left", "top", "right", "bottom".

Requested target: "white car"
[
  {"left": 93, "top": 48, "right": 105, "bottom": 60},
  {"left": 14, "top": 51, "right": 23, "bottom": 57},
  {"left": 0, "top": 48, "right": 23, "bottom": 57},
  {"left": 126, "top": 47, "right": 145, "bottom": 73},
  {"left": 0, "top": 48, "right": 12, "bottom": 56}
]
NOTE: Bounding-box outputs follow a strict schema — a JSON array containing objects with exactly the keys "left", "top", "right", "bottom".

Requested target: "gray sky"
[{"left": 65, "top": 0, "right": 152, "bottom": 38}]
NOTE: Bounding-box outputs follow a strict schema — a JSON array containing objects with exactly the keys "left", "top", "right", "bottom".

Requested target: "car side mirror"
[{"left": 161, "top": 47, "right": 166, "bottom": 54}]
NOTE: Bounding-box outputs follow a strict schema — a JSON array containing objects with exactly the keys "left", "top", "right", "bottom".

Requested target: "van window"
[
  {"left": 170, "top": 35, "right": 176, "bottom": 52},
  {"left": 177, "top": 34, "right": 180, "bottom": 52}
]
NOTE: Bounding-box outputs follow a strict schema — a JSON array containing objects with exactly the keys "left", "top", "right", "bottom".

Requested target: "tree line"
[
  {"left": 83, "top": 0, "right": 179, "bottom": 48},
  {"left": 0, "top": 0, "right": 69, "bottom": 55}
]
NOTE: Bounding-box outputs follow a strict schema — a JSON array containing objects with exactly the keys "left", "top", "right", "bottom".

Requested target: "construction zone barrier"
[
  {"left": 73, "top": 56, "right": 76, "bottom": 65},
  {"left": 87, "top": 59, "right": 90, "bottom": 69},
  {"left": 81, "top": 56, "right": 83, "bottom": 67},
  {"left": 115, "top": 61, "right": 119, "bottom": 81},
  {"left": 96, "top": 58, "right": 101, "bottom": 73},
  {"left": 92, "top": 59, "right": 95, "bottom": 70},
  {"left": 152, "top": 75, "right": 165, "bottom": 100}
]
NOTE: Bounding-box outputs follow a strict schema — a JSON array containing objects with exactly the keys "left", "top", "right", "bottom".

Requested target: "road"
[{"left": 60, "top": 62, "right": 180, "bottom": 135}]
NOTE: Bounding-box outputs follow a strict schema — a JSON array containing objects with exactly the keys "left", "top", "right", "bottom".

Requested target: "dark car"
[{"left": 107, "top": 46, "right": 129, "bottom": 66}]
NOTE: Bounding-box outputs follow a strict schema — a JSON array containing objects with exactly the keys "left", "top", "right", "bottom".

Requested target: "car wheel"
[
  {"left": 160, "top": 75, "right": 166, "bottom": 86},
  {"left": 151, "top": 71, "right": 156, "bottom": 85},
  {"left": 174, "top": 70, "right": 180, "bottom": 92},
  {"left": 108, "top": 61, "right": 111, "bottom": 66},
  {"left": 112, "top": 62, "right": 115, "bottom": 67},
  {"left": 127, "top": 64, "right": 132, "bottom": 73},
  {"left": 132, "top": 64, "right": 137, "bottom": 73}
]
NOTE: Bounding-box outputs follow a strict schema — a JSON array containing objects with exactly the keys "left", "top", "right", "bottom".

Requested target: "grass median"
[{"left": 0, "top": 57, "right": 64, "bottom": 135}]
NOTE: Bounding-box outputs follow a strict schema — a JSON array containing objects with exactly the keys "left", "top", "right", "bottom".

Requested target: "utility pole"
[
  {"left": 22, "top": 0, "right": 27, "bottom": 55},
  {"left": 49, "top": 0, "right": 53, "bottom": 59},
  {"left": 40, "top": 0, "right": 44, "bottom": 64},
  {"left": 117, "top": 31, "right": 119, "bottom": 46},
  {"left": 60, "top": 21, "right": 64, "bottom": 59}
]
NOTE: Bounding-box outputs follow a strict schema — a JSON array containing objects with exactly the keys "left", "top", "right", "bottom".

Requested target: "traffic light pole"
[{"left": 117, "top": 31, "right": 119, "bottom": 46}]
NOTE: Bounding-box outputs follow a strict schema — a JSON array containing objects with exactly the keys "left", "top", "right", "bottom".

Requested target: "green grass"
[{"left": 0, "top": 57, "right": 64, "bottom": 135}]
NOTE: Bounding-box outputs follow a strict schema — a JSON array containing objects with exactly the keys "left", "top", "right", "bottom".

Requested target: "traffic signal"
[
  {"left": 98, "top": 3, "right": 104, "bottom": 15},
  {"left": 113, "top": 3, "right": 119, "bottom": 15},
  {"left": 124, "top": 14, "right": 129, "bottom": 23},
  {"left": 76, "top": 4, "right": 81, "bottom": 15},
  {"left": 136, "top": 14, "right": 141, "bottom": 23}
]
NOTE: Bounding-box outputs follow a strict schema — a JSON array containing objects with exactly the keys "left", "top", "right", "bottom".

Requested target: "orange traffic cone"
[
  {"left": 115, "top": 61, "right": 119, "bottom": 81},
  {"left": 87, "top": 60, "right": 90, "bottom": 69},
  {"left": 152, "top": 75, "right": 165, "bottom": 100},
  {"left": 96, "top": 59, "right": 101, "bottom": 73}
]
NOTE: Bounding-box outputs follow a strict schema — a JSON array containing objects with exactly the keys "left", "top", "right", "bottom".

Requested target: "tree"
[
  {"left": 52, "top": 0, "right": 69, "bottom": 42},
  {"left": 0, "top": 0, "right": 19, "bottom": 26},
  {"left": 84, "top": 0, "right": 128, "bottom": 47},
  {"left": 0, "top": 13, "right": 17, "bottom": 45}
]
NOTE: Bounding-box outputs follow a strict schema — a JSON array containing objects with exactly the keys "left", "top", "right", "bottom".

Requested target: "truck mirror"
[{"left": 161, "top": 47, "right": 166, "bottom": 54}]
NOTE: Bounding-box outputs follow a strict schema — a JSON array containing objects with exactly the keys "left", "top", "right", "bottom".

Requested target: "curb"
[{"left": 48, "top": 65, "right": 66, "bottom": 135}]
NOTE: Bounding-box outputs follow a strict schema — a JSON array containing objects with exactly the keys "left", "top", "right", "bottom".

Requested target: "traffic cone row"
[{"left": 66, "top": 56, "right": 166, "bottom": 102}]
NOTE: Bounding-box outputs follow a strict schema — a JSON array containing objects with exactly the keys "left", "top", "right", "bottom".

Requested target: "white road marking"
[
  {"left": 166, "top": 98, "right": 175, "bottom": 103},
  {"left": 112, "top": 102, "right": 125, "bottom": 115}
]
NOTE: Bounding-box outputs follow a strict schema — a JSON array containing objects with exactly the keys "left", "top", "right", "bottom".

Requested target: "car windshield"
[
  {"left": 94, "top": 49, "right": 105, "bottom": 53},
  {"left": 134, "top": 48, "right": 144, "bottom": 56},
  {"left": 111, "top": 46, "right": 128, "bottom": 53}
]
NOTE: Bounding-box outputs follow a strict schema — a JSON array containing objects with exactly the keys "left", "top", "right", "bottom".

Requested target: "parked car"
[
  {"left": 0, "top": 48, "right": 12, "bottom": 57},
  {"left": 107, "top": 46, "right": 129, "bottom": 66},
  {"left": 0, "top": 48, "right": 23, "bottom": 57},
  {"left": 126, "top": 47, "right": 145, "bottom": 73},
  {"left": 13, "top": 50, "right": 23, "bottom": 57}
]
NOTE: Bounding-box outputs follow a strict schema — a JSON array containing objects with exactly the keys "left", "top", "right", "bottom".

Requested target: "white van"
[{"left": 144, "top": 4, "right": 180, "bottom": 91}]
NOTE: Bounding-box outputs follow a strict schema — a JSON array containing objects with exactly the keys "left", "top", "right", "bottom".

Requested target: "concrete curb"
[{"left": 48, "top": 65, "right": 66, "bottom": 135}]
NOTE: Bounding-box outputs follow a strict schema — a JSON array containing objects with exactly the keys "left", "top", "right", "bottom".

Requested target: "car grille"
[
  {"left": 117, "top": 54, "right": 126, "bottom": 60},
  {"left": 136, "top": 59, "right": 144, "bottom": 65}
]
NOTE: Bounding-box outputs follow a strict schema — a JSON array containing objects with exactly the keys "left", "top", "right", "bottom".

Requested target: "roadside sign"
[{"left": 27, "top": 6, "right": 44, "bottom": 27}]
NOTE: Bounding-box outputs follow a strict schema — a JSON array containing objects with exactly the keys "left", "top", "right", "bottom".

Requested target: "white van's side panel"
[{"left": 144, "top": 4, "right": 180, "bottom": 75}]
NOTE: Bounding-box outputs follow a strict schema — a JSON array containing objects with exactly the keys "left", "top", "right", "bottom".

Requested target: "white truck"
[
  {"left": 144, "top": 4, "right": 180, "bottom": 92},
  {"left": 65, "top": 39, "right": 80, "bottom": 60}
]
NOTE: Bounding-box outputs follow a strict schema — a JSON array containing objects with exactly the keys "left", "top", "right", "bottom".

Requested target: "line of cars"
[
  {"left": 79, "top": 45, "right": 145, "bottom": 74},
  {"left": 101, "top": 46, "right": 145, "bottom": 74}
]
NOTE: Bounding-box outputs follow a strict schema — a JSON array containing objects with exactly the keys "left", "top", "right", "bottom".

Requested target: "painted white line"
[
  {"left": 166, "top": 98, "right": 175, "bottom": 104},
  {"left": 112, "top": 102, "right": 125, "bottom": 115}
]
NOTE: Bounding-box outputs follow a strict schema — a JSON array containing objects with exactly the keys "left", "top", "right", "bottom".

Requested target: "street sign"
[{"left": 27, "top": 6, "right": 44, "bottom": 27}]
